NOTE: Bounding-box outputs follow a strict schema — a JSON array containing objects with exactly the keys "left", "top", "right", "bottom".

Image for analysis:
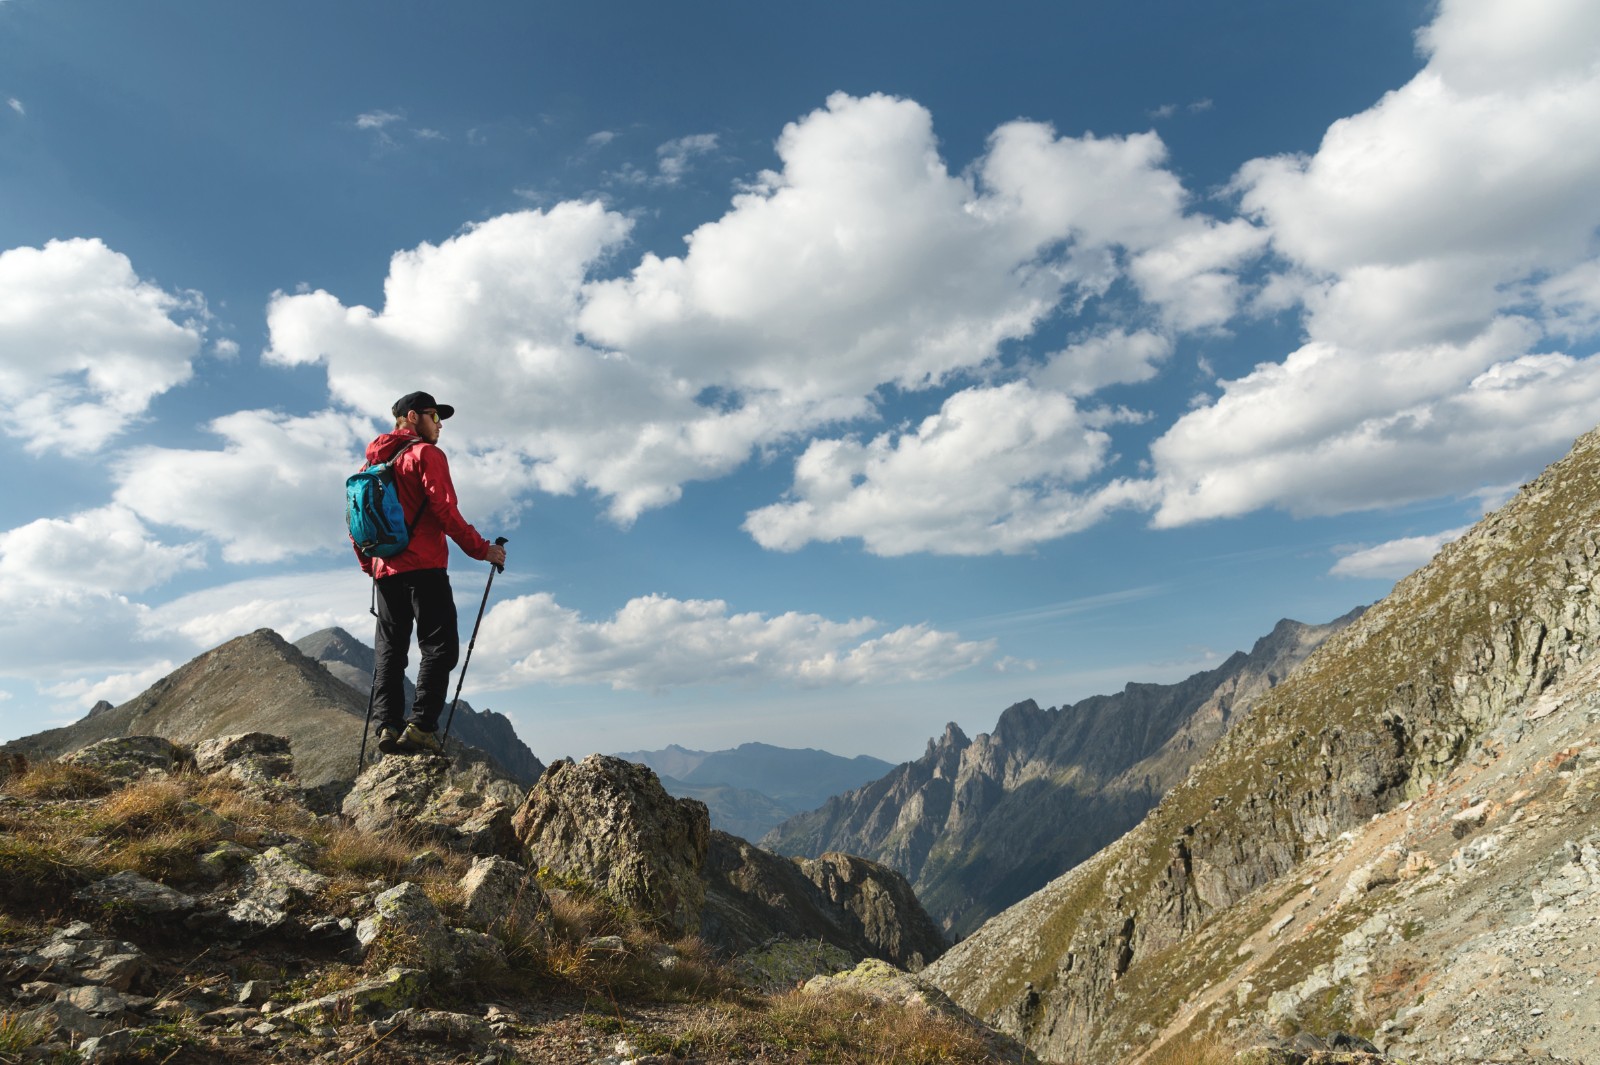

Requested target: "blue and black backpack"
[{"left": 346, "top": 439, "right": 426, "bottom": 558}]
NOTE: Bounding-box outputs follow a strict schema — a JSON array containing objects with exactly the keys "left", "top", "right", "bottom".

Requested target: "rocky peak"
[
  {"left": 764, "top": 610, "right": 1356, "bottom": 937},
  {"left": 925, "top": 721, "right": 970, "bottom": 760},
  {"left": 512, "top": 754, "right": 711, "bottom": 937}
]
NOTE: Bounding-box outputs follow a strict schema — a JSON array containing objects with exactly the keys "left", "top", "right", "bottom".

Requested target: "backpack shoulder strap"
[{"left": 391, "top": 438, "right": 429, "bottom": 532}]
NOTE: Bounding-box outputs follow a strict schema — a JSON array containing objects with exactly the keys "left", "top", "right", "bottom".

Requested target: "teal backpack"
[{"left": 346, "top": 440, "right": 426, "bottom": 558}]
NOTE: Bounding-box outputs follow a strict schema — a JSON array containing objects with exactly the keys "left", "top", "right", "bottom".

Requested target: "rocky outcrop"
[
  {"left": 0, "top": 732, "right": 988, "bottom": 1062},
  {"left": 764, "top": 613, "right": 1359, "bottom": 936},
  {"left": 794, "top": 852, "right": 947, "bottom": 970},
  {"left": 802, "top": 958, "right": 1038, "bottom": 1063},
  {"left": 924, "top": 425, "right": 1600, "bottom": 1064},
  {"left": 342, "top": 751, "right": 521, "bottom": 859},
  {"left": 512, "top": 754, "right": 712, "bottom": 937},
  {"left": 700, "top": 831, "right": 946, "bottom": 971}
]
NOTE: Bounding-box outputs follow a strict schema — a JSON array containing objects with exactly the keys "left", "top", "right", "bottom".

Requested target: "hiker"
[{"left": 353, "top": 391, "right": 508, "bottom": 755}]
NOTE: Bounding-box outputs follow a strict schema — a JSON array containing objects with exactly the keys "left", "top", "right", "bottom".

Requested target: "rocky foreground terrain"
[{"left": 0, "top": 734, "right": 1028, "bottom": 1064}]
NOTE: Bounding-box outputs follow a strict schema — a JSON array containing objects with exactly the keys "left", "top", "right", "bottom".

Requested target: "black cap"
[{"left": 392, "top": 391, "right": 455, "bottom": 420}]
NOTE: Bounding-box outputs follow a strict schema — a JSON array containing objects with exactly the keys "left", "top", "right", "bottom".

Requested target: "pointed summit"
[{"left": 6, "top": 629, "right": 367, "bottom": 787}]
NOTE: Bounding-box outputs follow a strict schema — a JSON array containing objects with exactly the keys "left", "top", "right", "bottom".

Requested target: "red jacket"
[{"left": 354, "top": 429, "right": 494, "bottom": 578}]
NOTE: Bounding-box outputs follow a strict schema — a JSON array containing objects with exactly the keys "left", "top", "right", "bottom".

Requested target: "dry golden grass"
[
  {"left": 677, "top": 988, "right": 1008, "bottom": 1064},
  {"left": 2, "top": 759, "right": 116, "bottom": 800},
  {"left": 1142, "top": 1031, "right": 1241, "bottom": 1065}
]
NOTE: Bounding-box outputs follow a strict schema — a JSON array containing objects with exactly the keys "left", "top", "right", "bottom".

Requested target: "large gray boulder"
[
  {"left": 62, "top": 737, "right": 188, "bottom": 783},
  {"left": 511, "top": 754, "right": 710, "bottom": 937},
  {"left": 341, "top": 753, "right": 519, "bottom": 858}
]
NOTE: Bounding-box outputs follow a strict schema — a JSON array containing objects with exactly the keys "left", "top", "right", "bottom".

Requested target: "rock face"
[
  {"left": 701, "top": 831, "right": 946, "bottom": 970},
  {"left": 295, "top": 626, "right": 546, "bottom": 788},
  {"left": 764, "top": 612, "right": 1359, "bottom": 936},
  {"left": 512, "top": 754, "right": 712, "bottom": 937},
  {"left": 923, "top": 425, "right": 1600, "bottom": 1064}
]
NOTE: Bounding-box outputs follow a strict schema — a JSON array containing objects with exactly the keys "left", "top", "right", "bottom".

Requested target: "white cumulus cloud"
[
  {"left": 113, "top": 409, "right": 376, "bottom": 563},
  {"left": 476, "top": 592, "right": 995, "bottom": 690},
  {"left": 0, "top": 238, "right": 206, "bottom": 454},
  {"left": 1150, "top": 0, "right": 1600, "bottom": 527},
  {"left": 744, "top": 381, "right": 1154, "bottom": 556},
  {"left": 1330, "top": 524, "right": 1473, "bottom": 579},
  {"left": 0, "top": 505, "right": 204, "bottom": 594}
]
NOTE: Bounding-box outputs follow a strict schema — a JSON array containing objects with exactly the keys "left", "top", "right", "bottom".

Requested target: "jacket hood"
[{"left": 365, "top": 429, "right": 423, "bottom": 466}]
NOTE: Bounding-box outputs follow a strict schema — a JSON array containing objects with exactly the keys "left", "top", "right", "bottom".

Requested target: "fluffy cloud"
[
  {"left": 744, "top": 381, "right": 1153, "bottom": 556},
  {"left": 1330, "top": 525, "right": 1472, "bottom": 580},
  {"left": 113, "top": 409, "right": 376, "bottom": 563},
  {"left": 477, "top": 592, "right": 994, "bottom": 690},
  {"left": 1034, "top": 330, "right": 1173, "bottom": 397},
  {"left": 268, "top": 94, "right": 1244, "bottom": 534},
  {"left": 1153, "top": 342, "right": 1600, "bottom": 526},
  {"left": 146, "top": 569, "right": 377, "bottom": 649},
  {"left": 1151, "top": 0, "right": 1600, "bottom": 526},
  {"left": 0, "top": 505, "right": 204, "bottom": 594},
  {"left": 0, "top": 238, "right": 206, "bottom": 454}
]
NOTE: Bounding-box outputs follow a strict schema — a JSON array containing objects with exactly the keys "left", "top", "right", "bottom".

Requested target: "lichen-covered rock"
[
  {"left": 343, "top": 755, "right": 451, "bottom": 832},
  {"left": 63, "top": 736, "right": 187, "bottom": 783},
  {"left": 458, "top": 855, "right": 548, "bottom": 938},
  {"left": 227, "top": 846, "right": 330, "bottom": 933},
  {"left": 279, "top": 966, "right": 430, "bottom": 1023},
  {"left": 193, "top": 732, "right": 297, "bottom": 786},
  {"left": 512, "top": 754, "right": 710, "bottom": 936},
  {"left": 357, "top": 882, "right": 458, "bottom": 974},
  {"left": 74, "top": 871, "right": 196, "bottom": 919},
  {"left": 342, "top": 754, "right": 521, "bottom": 856},
  {"left": 418, "top": 785, "right": 519, "bottom": 858}
]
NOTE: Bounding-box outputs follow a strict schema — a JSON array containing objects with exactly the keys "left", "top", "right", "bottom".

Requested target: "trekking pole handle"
[{"left": 492, "top": 536, "right": 508, "bottom": 574}]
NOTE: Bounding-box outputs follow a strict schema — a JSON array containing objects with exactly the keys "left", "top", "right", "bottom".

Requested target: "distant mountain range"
[
  {"left": 761, "top": 611, "right": 1363, "bottom": 937},
  {"left": 615, "top": 742, "right": 895, "bottom": 839}
]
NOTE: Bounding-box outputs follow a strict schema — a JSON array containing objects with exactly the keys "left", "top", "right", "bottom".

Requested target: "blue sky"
[{"left": 3, "top": 0, "right": 1598, "bottom": 764}]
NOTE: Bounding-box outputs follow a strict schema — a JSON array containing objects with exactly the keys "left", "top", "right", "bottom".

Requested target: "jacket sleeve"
[
  {"left": 353, "top": 540, "right": 374, "bottom": 576},
  {"left": 415, "top": 445, "right": 494, "bottom": 561}
]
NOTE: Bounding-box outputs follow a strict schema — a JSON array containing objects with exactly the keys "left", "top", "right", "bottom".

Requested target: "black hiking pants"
[{"left": 372, "top": 568, "right": 459, "bottom": 732}]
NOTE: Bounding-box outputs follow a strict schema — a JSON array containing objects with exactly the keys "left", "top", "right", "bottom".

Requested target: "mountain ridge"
[
  {"left": 762, "top": 611, "right": 1360, "bottom": 936},
  {"left": 921, "top": 425, "right": 1600, "bottom": 1063}
]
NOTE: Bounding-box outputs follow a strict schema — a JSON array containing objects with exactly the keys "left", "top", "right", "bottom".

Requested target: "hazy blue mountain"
[{"left": 615, "top": 741, "right": 896, "bottom": 838}]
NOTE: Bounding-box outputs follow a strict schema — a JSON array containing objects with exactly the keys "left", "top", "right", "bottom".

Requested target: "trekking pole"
[
  {"left": 443, "top": 537, "right": 508, "bottom": 743},
  {"left": 357, "top": 578, "right": 382, "bottom": 773}
]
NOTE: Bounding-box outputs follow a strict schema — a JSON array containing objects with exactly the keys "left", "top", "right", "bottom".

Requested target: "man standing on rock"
[{"left": 354, "top": 391, "right": 508, "bottom": 756}]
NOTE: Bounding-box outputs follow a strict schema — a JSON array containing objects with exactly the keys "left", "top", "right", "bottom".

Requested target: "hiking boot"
[
  {"left": 375, "top": 725, "right": 402, "bottom": 754},
  {"left": 398, "top": 722, "right": 444, "bottom": 756}
]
